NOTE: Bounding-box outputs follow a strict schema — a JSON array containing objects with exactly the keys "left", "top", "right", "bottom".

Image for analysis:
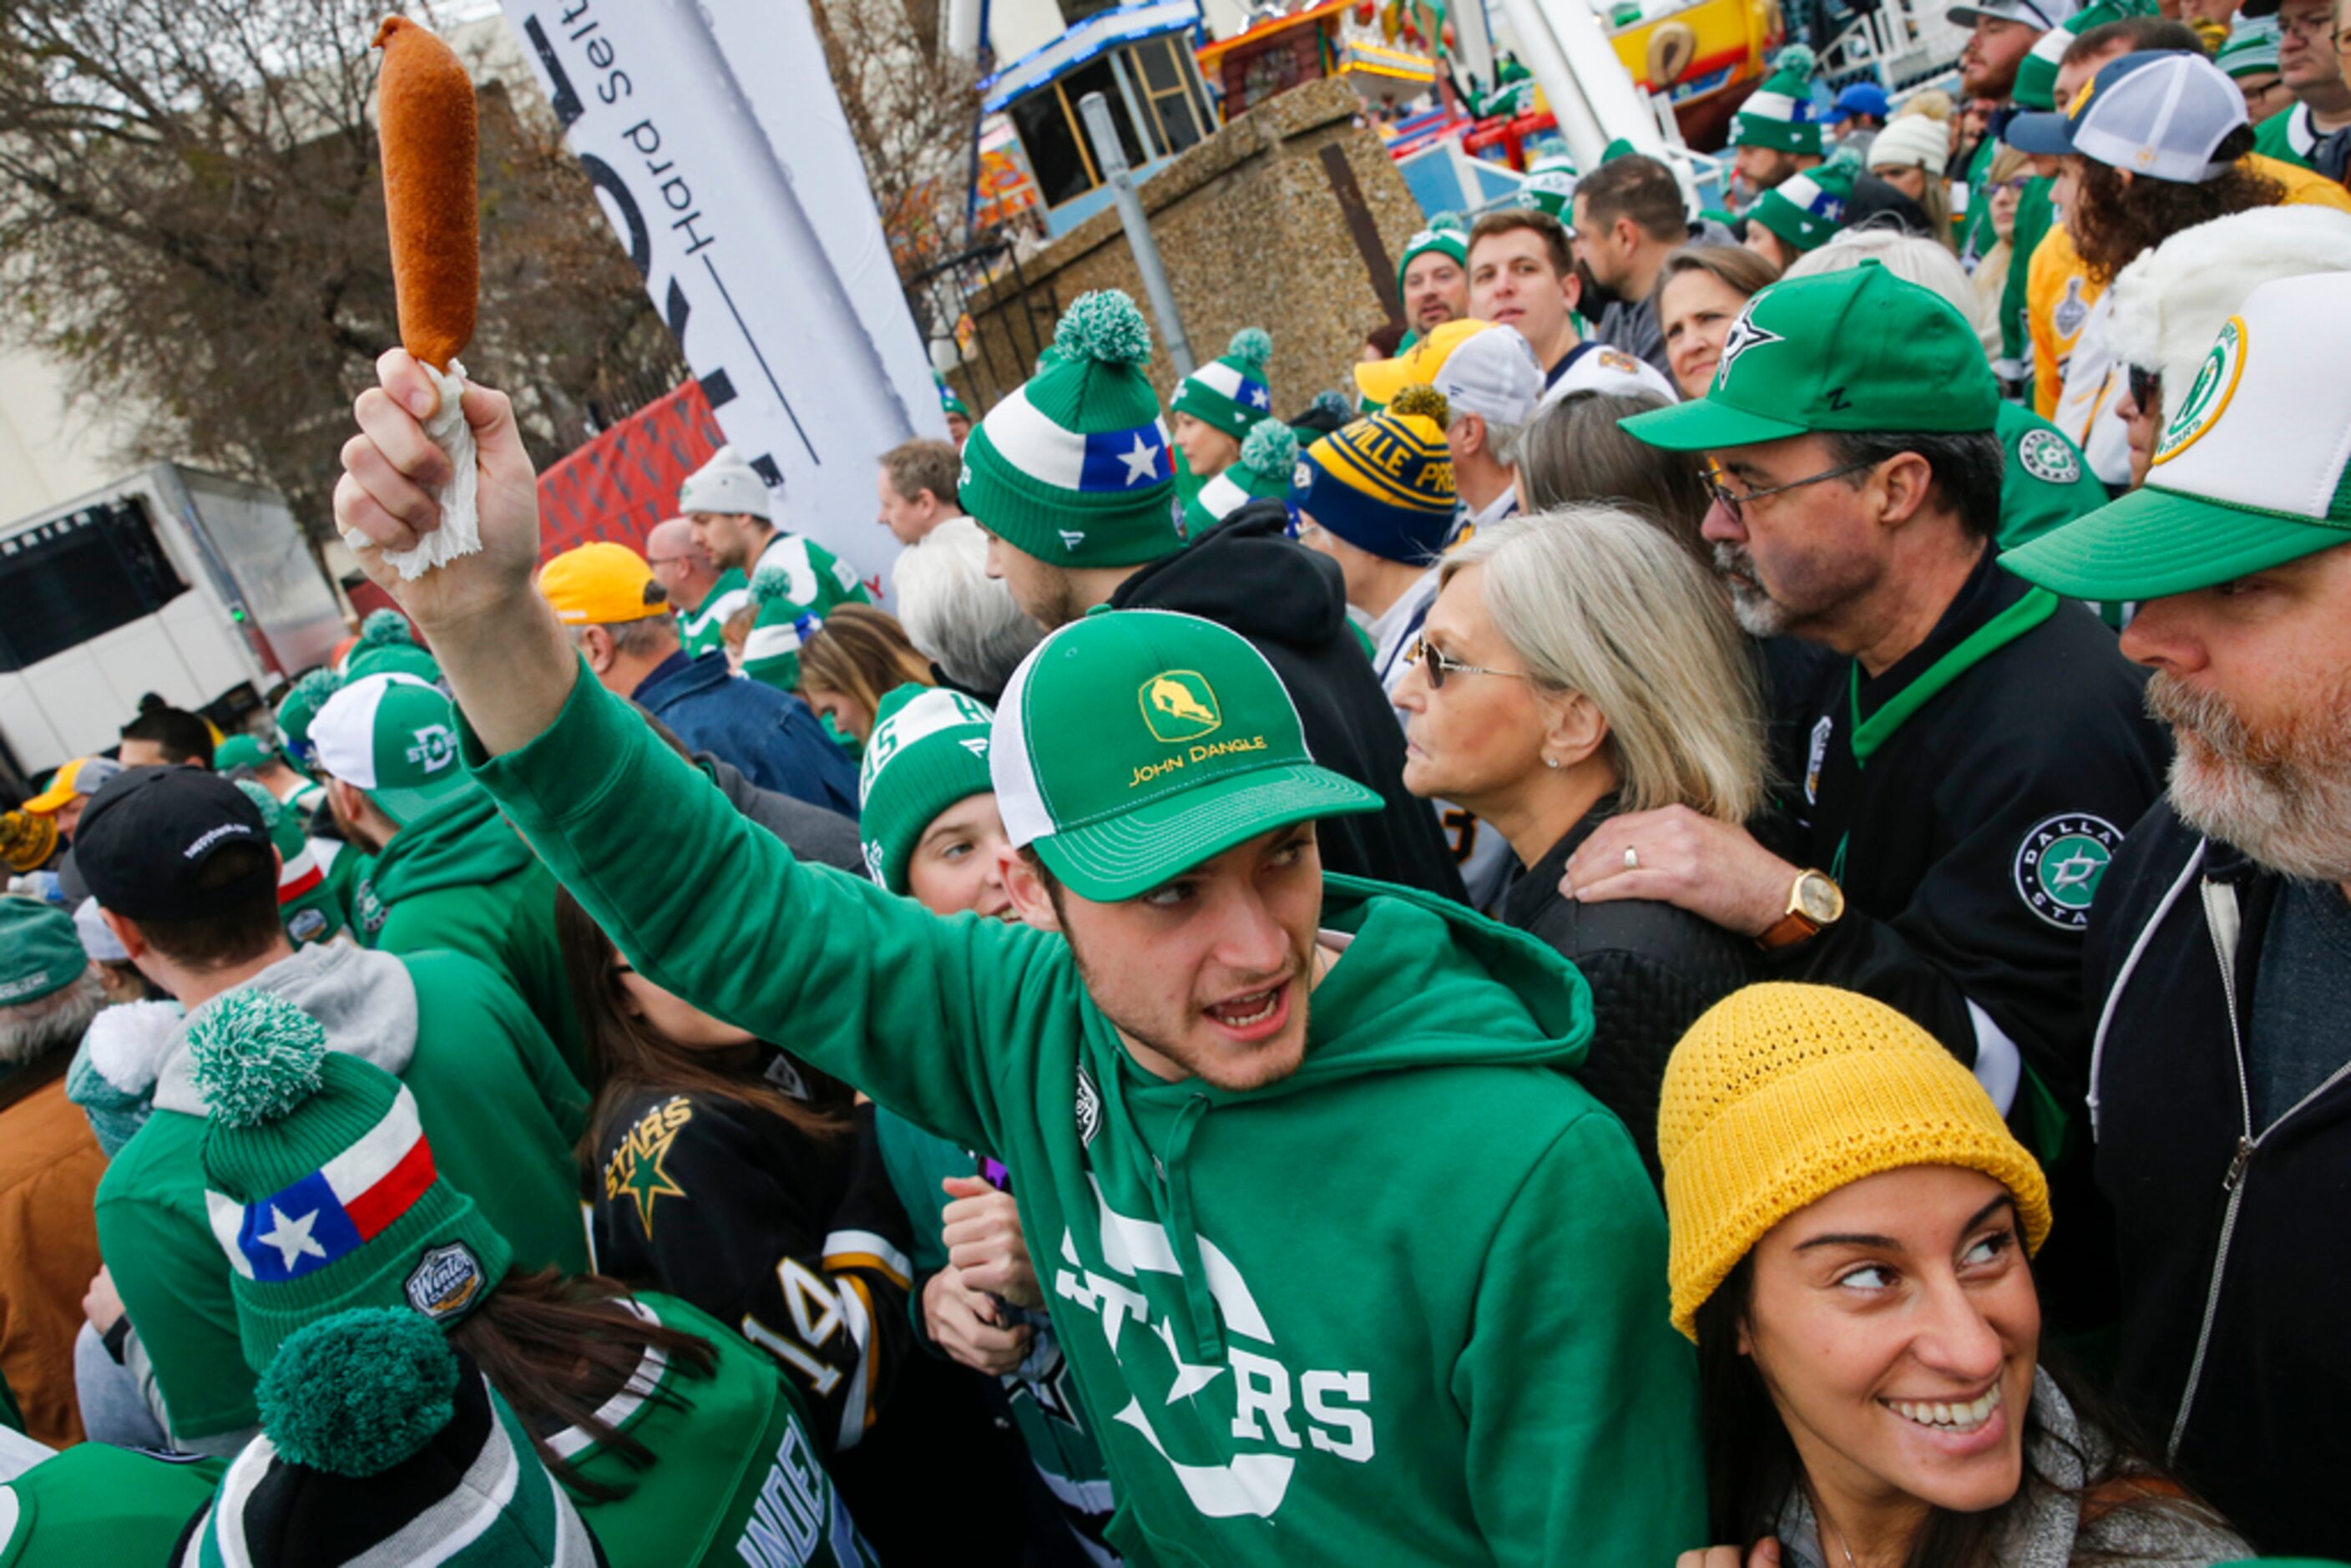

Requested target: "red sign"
[{"left": 535, "top": 379, "right": 727, "bottom": 561}]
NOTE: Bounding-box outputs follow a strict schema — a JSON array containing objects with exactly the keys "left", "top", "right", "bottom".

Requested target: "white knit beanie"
[
  {"left": 677, "top": 444, "right": 773, "bottom": 520},
  {"left": 1868, "top": 113, "right": 1951, "bottom": 177}
]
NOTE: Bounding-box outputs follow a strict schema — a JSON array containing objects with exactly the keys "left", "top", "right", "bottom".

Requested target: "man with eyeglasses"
[
  {"left": 644, "top": 516, "right": 747, "bottom": 660},
  {"left": 1569, "top": 269, "right": 2167, "bottom": 1318},
  {"left": 2242, "top": 0, "right": 2351, "bottom": 175}
]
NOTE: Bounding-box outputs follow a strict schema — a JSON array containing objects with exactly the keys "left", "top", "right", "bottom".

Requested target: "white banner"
[{"left": 498, "top": 0, "right": 946, "bottom": 602}]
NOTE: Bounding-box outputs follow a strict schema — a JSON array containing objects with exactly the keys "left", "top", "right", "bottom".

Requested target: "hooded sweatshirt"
[
  {"left": 1111, "top": 505, "right": 1467, "bottom": 902},
  {"left": 93, "top": 943, "right": 589, "bottom": 1440},
  {"left": 1766, "top": 1369, "right": 2247, "bottom": 1568},
  {"left": 469, "top": 669, "right": 1705, "bottom": 1567},
  {"left": 357, "top": 784, "right": 584, "bottom": 1085}
]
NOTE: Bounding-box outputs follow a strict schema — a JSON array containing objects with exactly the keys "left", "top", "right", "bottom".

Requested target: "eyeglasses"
[
  {"left": 1699, "top": 459, "right": 1878, "bottom": 524},
  {"left": 2278, "top": 8, "right": 2332, "bottom": 37},
  {"left": 645, "top": 555, "right": 689, "bottom": 567},
  {"left": 1403, "top": 635, "right": 1535, "bottom": 689},
  {"left": 2127, "top": 365, "right": 2160, "bottom": 411}
]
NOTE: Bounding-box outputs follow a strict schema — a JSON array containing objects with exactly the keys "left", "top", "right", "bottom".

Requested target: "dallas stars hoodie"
[{"left": 470, "top": 668, "right": 1705, "bottom": 1568}]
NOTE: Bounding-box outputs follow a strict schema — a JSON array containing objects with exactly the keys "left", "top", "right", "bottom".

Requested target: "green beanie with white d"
[
  {"left": 857, "top": 684, "right": 996, "bottom": 893},
  {"left": 1395, "top": 218, "right": 1469, "bottom": 298},
  {"left": 1730, "top": 44, "right": 1823, "bottom": 155},
  {"left": 1170, "top": 328, "right": 1275, "bottom": 441},
  {"left": 193, "top": 989, "right": 513, "bottom": 1369},
  {"left": 958, "top": 290, "right": 1181, "bottom": 569}
]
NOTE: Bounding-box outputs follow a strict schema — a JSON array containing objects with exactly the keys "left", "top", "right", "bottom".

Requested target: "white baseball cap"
[
  {"left": 677, "top": 444, "right": 774, "bottom": 520},
  {"left": 1431, "top": 323, "right": 1545, "bottom": 429},
  {"left": 2005, "top": 272, "right": 2351, "bottom": 599},
  {"left": 2006, "top": 51, "right": 2247, "bottom": 185}
]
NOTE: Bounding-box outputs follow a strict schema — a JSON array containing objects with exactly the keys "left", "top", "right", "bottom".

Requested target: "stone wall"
[{"left": 958, "top": 79, "right": 1423, "bottom": 418}]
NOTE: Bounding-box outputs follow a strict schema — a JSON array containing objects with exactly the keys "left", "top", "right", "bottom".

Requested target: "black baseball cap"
[{"left": 73, "top": 765, "right": 276, "bottom": 920}]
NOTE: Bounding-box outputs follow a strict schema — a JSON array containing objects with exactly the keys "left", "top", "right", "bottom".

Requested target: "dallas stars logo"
[
  {"left": 2013, "top": 812, "right": 2123, "bottom": 931},
  {"left": 616, "top": 1132, "right": 687, "bottom": 1233},
  {"left": 1715, "top": 306, "right": 1782, "bottom": 389}
]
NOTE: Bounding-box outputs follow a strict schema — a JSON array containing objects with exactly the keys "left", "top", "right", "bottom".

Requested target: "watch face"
[{"left": 1797, "top": 874, "right": 1843, "bottom": 923}]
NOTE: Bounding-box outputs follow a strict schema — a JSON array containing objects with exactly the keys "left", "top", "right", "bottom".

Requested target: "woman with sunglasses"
[
  {"left": 1665, "top": 983, "right": 2247, "bottom": 1568},
  {"left": 1393, "top": 506, "right": 1768, "bottom": 1180}
]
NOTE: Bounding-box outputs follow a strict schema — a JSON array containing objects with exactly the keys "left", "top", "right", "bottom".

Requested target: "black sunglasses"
[{"left": 2127, "top": 365, "right": 2160, "bottom": 411}]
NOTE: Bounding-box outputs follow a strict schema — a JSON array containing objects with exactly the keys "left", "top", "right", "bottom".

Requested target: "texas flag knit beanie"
[
  {"left": 1170, "top": 327, "right": 1276, "bottom": 441},
  {"left": 192, "top": 989, "right": 513, "bottom": 1370},
  {"left": 175, "top": 1307, "right": 599, "bottom": 1567},
  {"left": 1731, "top": 44, "right": 1824, "bottom": 156},
  {"left": 958, "top": 290, "right": 1182, "bottom": 568}
]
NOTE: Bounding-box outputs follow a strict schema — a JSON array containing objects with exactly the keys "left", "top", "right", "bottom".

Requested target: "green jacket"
[
  {"left": 1994, "top": 400, "right": 2106, "bottom": 550},
  {"left": 1998, "top": 180, "right": 2055, "bottom": 373},
  {"left": 472, "top": 670, "right": 1706, "bottom": 1567},
  {"left": 564, "top": 1292, "right": 877, "bottom": 1565},
  {"left": 679, "top": 567, "right": 751, "bottom": 660},
  {"left": 2254, "top": 101, "right": 2318, "bottom": 171},
  {"left": 0, "top": 1442, "right": 224, "bottom": 1565},
  {"left": 94, "top": 947, "right": 589, "bottom": 1439},
  {"left": 359, "top": 785, "right": 585, "bottom": 1085},
  {"left": 742, "top": 534, "right": 872, "bottom": 691}
]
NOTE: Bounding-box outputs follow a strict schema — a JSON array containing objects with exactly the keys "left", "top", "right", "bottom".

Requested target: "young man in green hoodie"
[
  {"left": 331, "top": 349, "right": 1705, "bottom": 1566},
  {"left": 308, "top": 672, "right": 584, "bottom": 1082}
]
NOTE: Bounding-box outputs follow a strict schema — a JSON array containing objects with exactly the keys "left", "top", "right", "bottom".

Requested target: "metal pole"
[{"left": 1076, "top": 91, "right": 1194, "bottom": 377}]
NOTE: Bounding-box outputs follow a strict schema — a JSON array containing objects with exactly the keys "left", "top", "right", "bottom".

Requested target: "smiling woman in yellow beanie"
[{"left": 1659, "top": 983, "right": 2247, "bottom": 1567}]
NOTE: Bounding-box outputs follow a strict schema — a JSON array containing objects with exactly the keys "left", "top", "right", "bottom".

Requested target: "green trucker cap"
[
  {"left": 306, "top": 673, "right": 478, "bottom": 828},
  {"left": 2005, "top": 274, "right": 2351, "bottom": 600},
  {"left": 990, "top": 609, "right": 1382, "bottom": 901},
  {"left": 1620, "top": 263, "right": 2000, "bottom": 453}
]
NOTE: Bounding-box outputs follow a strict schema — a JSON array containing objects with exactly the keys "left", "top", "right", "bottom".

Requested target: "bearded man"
[{"left": 2002, "top": 272, "right": 2351, "bottom": 1559}]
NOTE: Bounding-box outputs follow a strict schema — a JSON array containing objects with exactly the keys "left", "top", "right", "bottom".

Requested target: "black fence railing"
[{"left": 901, "top": 230, "right": 1061, "bottom": 416}]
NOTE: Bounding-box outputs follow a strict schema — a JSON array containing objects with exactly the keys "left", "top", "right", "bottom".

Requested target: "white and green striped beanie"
[
  {"left": 1170, "top": 327, "right": 1275, "bottom": 441},
  {"left": 857, "top": 684, "right": 996, "bottom": 893},
  {"left": 957, "top": 290, "right": 1181, "bottom": 569},
  {"left": 1731, "top": 45, "right": 1824, "bottom": 155}
]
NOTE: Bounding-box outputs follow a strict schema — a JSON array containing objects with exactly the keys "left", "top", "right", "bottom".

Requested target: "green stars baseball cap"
[
  {"left": 991, "top": 609, "right": 1382, "bottom": 901},
  {"left": 2005, "top": 274, "right": 2351, "bottom": 600},
  {"left": 307, "top": 673, "right": 478, "bottom": 827},
  {"left": 1620, "top": 264, "right": 1999, "bottom": 453}
]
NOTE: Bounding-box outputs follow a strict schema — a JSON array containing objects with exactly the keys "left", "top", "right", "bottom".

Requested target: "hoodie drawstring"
[{"left": 1159, "top": 1092, "right": 1224, "bottom": 1363}]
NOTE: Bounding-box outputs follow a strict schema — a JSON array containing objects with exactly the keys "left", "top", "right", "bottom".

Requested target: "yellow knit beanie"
[{"left": 1657, "top": 983, "right": 2052, "bottom": 1341}]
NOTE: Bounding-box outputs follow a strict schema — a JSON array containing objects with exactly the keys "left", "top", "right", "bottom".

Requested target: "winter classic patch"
[
  {"left": 2015, "top": 427, "right": 2081, "bottom": 486},
  {"left": 405, "top": 1242, "right": 488, "bottom": 1319},
  {"left": 2013, "top": 812, "right": 2123, "bottom": 931}
]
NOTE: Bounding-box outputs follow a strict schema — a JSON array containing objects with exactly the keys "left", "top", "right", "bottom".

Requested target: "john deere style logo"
[
  {"left": 1140, "top": 670, "right": 1221, "bottom": 743},
  {"left": 2014, "top": 812, "right": 2123, "bottom": 931},
  {"left": 404, "top": 723, "right": 459, "bottom": 774},
  {"left": 2156, "top": 315, "right": 2247, "bottom": 466},
  {"left": 1715, "top": 305, "right": 1782, "bottom": 388},
  {"left": 2017, "top": 428, "right": 2081, "bottom": 486}
]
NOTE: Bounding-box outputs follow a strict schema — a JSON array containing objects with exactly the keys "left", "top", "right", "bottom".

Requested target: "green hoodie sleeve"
[
  {"left": 1454, "top": 1106, "right": 1706, "bottom": 1560},
  {"left": 466, "top": 665, "right": 1050, "bottom": 1158}
]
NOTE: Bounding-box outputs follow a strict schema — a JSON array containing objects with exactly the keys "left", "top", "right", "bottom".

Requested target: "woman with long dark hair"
[
  {"left": 1663, "top": 984, "right": 2247, "bottom": 1568},
  {"left": 187, "top": 988, "right": 877, "bottom": 1565},
  {"left": 556, "top": 885, "right": 1042, "bottom": 1562}
]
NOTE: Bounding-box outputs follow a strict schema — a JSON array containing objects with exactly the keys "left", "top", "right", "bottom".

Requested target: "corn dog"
[{"left": 372, "top": 17, "right": 477, "bottom": 372}]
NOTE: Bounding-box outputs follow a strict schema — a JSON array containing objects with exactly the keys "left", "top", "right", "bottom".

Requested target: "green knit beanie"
[
  {"left": 276, "top": 670, "right": 344, "bottom": 758},
  {"left": 1731, "top": 45, "right": 1824, "bottom": 155},
  {"left": 194, "top": 989, "right": 513, "bottom": 1370},
  {"left": 857, "top": 684, "right": 996, "bottom": 893},
  {"left": 1519, "top": 154, "right": 1580, "bottom": 219},
  {"left": 1183, "top": 420, "right": 1298, "bottom": 539},
  {"left": 2014, "top": 0, "right": 2153, "bottom": 110},
  {"left": 0, "top": 898, "right": 86, "bottom": 1006},
  {"left": 958, "top": 291, "right": 1181, "bottom": 569},
  {"left": 1747, "top": 162, "right": 1855, "bottom": 254},
  {"left": 1170, "top": 328, "right": 1275, "bottom": 442},
  {"left": 1395, "top": 218, "right": 1469, "bottom": 297}
]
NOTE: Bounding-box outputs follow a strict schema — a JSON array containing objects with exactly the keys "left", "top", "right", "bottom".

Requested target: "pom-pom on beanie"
[
  {"left": 1731, "top": 44, "right": 1824, "bottom": 155},
  {"left": 193, "top": 988, "right": 513, "bottom": 1367},
  {"left": 1289, "top": 386, "right": 1458, "bottom": 564},
  {"left": 857, "top": 684, "right": 997, "bottom": 893},
  {"left": 958, "top": 290, "right": 1181, "bottom": 569},
  {"left": 1185, "top": 420, "right": 1300, "bottom": 539},
  {"left": 1657, "top": 983, "right": 2051, "bottom": 1339},
  {"left": 1171, "top": 327, "right": 1276, "bottom": 441},
  {"left": 184, "top": 1305, "right": 600, "bottom": 1565}
]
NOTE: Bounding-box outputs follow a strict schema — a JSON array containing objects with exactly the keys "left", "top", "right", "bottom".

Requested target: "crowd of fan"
[{"left": 0, "top": 4, "right": 2348, "bottom": 1561}]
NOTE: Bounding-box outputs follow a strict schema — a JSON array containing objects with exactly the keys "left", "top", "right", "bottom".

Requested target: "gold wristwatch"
[{"left": 1757, "top": 869, "right": 1844, "bottom": 950}]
